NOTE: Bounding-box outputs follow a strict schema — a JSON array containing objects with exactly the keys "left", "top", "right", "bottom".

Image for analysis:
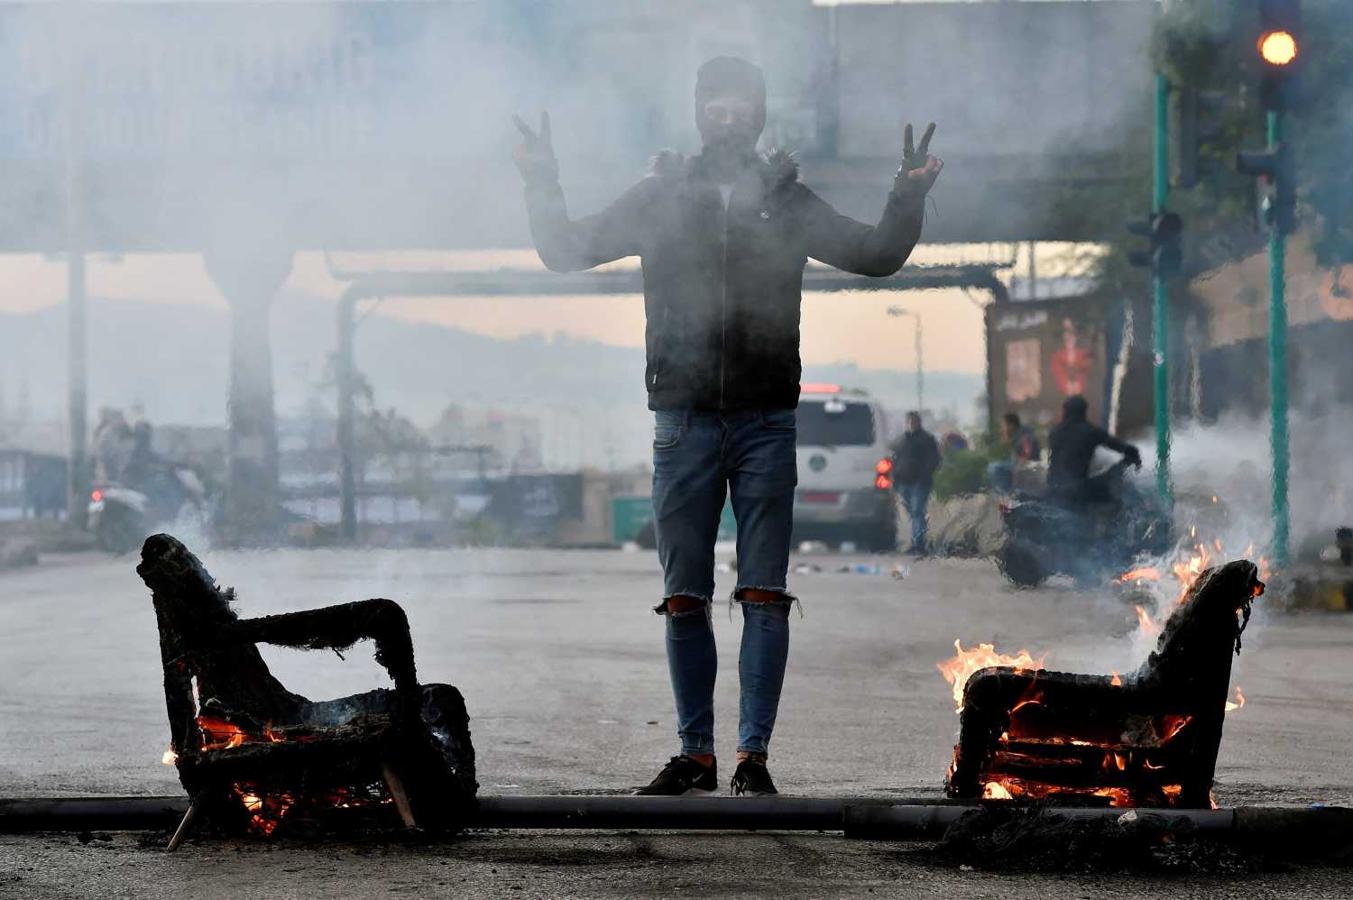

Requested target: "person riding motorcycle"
[{"left": 1046, "top": 395, "right": 1141, "bottom": 505}]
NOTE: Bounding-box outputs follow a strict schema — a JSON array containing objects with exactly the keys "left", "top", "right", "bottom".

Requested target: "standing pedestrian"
[
  {"left": 890, "top": 411, "right": 941, "bottom": 555},
  {"left": 513, "top": 56, "right": 942, "bottom": 796},
  {"left": 988, "top": 412, "right": 1040, "bottom": 493}
]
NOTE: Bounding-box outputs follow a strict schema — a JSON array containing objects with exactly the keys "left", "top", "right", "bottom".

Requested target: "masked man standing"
[{"left": 513, "top": 57, "right": 942, "bottom": 797}]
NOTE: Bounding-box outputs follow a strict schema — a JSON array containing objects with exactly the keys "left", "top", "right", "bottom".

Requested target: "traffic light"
[
  {"left": 1171, "top": 87, "right": 1228, "bottom": 189},
  {"left": 1257, "top": 0, "right": 1301, "bottom": 111},
  {"left": 1236, "top": 143, "right": 1295, "bottom": 234},
  {"left": 1127, "top": 212, "right": 1184, "bottom": 277}
]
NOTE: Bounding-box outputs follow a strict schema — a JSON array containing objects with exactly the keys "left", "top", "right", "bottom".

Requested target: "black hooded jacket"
[{"left": 522, "top": 150, "right": 926, "bottom": 411}]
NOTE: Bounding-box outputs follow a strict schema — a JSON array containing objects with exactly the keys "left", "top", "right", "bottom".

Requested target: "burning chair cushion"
[
  {"left": 946, "top": 559, "right": 1262, "bottom": 808},
  {"left": 137, "top": 533, "right": 476, "bottom": 846}
]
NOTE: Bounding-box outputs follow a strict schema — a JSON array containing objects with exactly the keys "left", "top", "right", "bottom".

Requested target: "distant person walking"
[
  {"left": 890, "top": 411, "right": 941, "bottom": 555},
  {"left": 513, "top": 56, "right": 942, "bottom": 796}
]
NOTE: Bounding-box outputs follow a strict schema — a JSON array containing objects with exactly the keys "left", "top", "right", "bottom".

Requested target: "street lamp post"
[
  {"left": 1152, "top": 72, "right": 1173, "bottom": 508},
  {"left": 886, "top": 307, "right": 924, "bottom": 414}
]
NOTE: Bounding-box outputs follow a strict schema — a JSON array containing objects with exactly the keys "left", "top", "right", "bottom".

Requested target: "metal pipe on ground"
[
  {"left": 475, "top": 796, "right": 909, "bottom": 831},
  {"left": 842, "top": 804, "right": 1234, "bottom": 840},
  {"left": 0, "top": 796, "right": 914, "bottom": 834},
  {"left": 0, "top": 797, "right": 190, "bottom": 832},
  {"left": 2, "top": 797, "right": 1350, "bottom": 858}
]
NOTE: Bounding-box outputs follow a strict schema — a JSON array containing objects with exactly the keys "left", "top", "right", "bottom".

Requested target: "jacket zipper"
[
  {"left": 718, "top": 197, "right": 729, "bottom": 410},
  {"left": 652, "top": 308, "right": 669, "bottom": 390}
]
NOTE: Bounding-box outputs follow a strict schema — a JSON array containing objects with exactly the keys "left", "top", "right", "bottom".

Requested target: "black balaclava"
[
  {"left": 1062, "top": 395, "right": 1089, "bottom": 423},
  {"left": 695, "top": 56, "right": 766, "bottom": 175}
]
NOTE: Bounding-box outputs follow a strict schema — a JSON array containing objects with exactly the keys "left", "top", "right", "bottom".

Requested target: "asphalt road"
[{"left": 2, "top": 546, "right": 1351, "bottom": 897}]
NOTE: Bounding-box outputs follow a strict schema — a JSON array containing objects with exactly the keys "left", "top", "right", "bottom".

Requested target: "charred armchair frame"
[
  {"left": 137, "top": 533, "right": 476, "bottom": 850},
  {"left": 947, "top": 560, "right": 1262, "bottom": 808}
]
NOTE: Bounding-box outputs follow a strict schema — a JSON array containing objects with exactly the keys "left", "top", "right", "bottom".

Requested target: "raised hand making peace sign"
[
  {"left": 895, "top": 121, "right": 943, "bottom": 199},
  {"left": 512, "top": 111, "right": 559, "bottom": 184}
]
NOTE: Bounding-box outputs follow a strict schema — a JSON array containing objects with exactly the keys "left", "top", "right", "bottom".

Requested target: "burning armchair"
[
  {"left": 137, "top": 533, "right": 476, "bottom": 849},
  {"left": 946, "top": 560, "right": 1262, "bottom": 808}
]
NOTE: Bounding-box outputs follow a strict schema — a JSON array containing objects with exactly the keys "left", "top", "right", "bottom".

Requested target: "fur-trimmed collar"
[{"left": 649, "top": 148, "right": 800, "bottom": 189}]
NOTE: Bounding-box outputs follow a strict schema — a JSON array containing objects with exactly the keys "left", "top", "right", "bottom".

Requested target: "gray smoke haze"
[
  {"left": 0, "top": 0, "right": 1156, "bottom": 258},
  {"left": 0, "top": 0, "right": 1161, "bottom": 472}
]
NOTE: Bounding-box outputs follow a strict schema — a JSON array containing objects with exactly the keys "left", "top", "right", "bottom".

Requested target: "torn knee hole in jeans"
[
  {"left": 730, "top": 587, "right": 801, "bottom": 617},
  {"left": 654, "top": 595, "right": 712, "bottom": 617}
]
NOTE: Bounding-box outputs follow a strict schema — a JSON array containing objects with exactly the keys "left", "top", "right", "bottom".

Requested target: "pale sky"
[{"left": 0, "top": 243, "right": 1094, "bottom": 374}]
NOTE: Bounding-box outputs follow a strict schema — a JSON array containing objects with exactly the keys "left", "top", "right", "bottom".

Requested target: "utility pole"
[
  {"left": 886, "top": 306, "right": 924, "bottom": 414},
  {"left": 64, "top": 21, "right": 89, "bottom": 528}
]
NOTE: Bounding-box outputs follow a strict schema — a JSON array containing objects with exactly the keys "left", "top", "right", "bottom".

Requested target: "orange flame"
[
  {"left": 231, "top": 784, "right": 297, "bottom": 837},
  {"left": 1172, "top": 544, "right": 1211, "bottom": 604},
  {"left": 1110, "top": 671, "right": 1123, "bottom": 687},
  {"left": 161, "top": 747, "right": 177, "bottom": 766},
  {"left": 198, "top": 715, "right": 249, "bottom": 750},
  {"left": 1158, "top": 715, "right": 1191, "bottom": 743},
  {"left": 1118, "top": 567, "right": 1161, "bottom": 583},
  {"left": 937, "top": 640, "right": 1045, "bottom": 711},
  {"left": 1092, "top": 787, "right": 1132, "bottom": 806},
  {"left": 1225, "top": 686, "right": 1246, "bottom": 713},
  {"left": 1134, "top": 605, "right": 1162, "bottom": 639},
  {"left": 982, "top": 782, "right": 1014, "bottom": 801}
]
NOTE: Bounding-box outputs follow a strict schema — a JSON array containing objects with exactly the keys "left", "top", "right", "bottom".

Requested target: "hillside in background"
[{"left": 0, "top": 297, "right": 985, "bottom": 467}]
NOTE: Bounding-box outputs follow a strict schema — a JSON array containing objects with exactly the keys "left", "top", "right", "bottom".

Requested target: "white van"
[{"left": 792, "top": 385, "right": 897, "bottom": 551}]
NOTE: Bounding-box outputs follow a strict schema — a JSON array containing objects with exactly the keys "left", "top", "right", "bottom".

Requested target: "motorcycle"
[
  {"left": 88, "top": 464, "right": 208, "bottom": 554},
  {"left": 996, "top": 458, "right": 1172, "bottom": 588}
]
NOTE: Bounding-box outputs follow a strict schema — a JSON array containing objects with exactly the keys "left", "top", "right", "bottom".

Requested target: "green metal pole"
[
  {"left": 1152, "top": 73, "right": 1172, "bottom": 505},
  {"left": 1267, "top": 109, "right": 1289, "bottom": 565}
]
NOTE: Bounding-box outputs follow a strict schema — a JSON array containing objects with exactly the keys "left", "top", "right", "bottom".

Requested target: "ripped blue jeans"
[{"left": 651, "top": 409, "right": 797, "bottom": 757}]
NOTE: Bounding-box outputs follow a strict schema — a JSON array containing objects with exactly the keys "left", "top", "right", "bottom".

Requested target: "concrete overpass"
[{"left": 0, "top": 0, "right": 1155, "bottom": 253}]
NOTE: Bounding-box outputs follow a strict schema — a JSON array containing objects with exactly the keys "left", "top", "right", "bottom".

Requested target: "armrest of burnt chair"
[{"left": 234, "top": 599, "right": 423, "bottom": 715}]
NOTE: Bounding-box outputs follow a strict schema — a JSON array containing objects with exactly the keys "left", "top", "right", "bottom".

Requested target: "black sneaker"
[
  {"left": 634, "top": 756, "right": 717, "bottom": 796},
  {"left": 730, "top": 759, "right": 778, "bottom": 797}
]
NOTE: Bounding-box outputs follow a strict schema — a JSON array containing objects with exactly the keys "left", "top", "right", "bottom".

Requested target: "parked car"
[{"left": 791, "top": 385, "right": 897, "bottom": 551}]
